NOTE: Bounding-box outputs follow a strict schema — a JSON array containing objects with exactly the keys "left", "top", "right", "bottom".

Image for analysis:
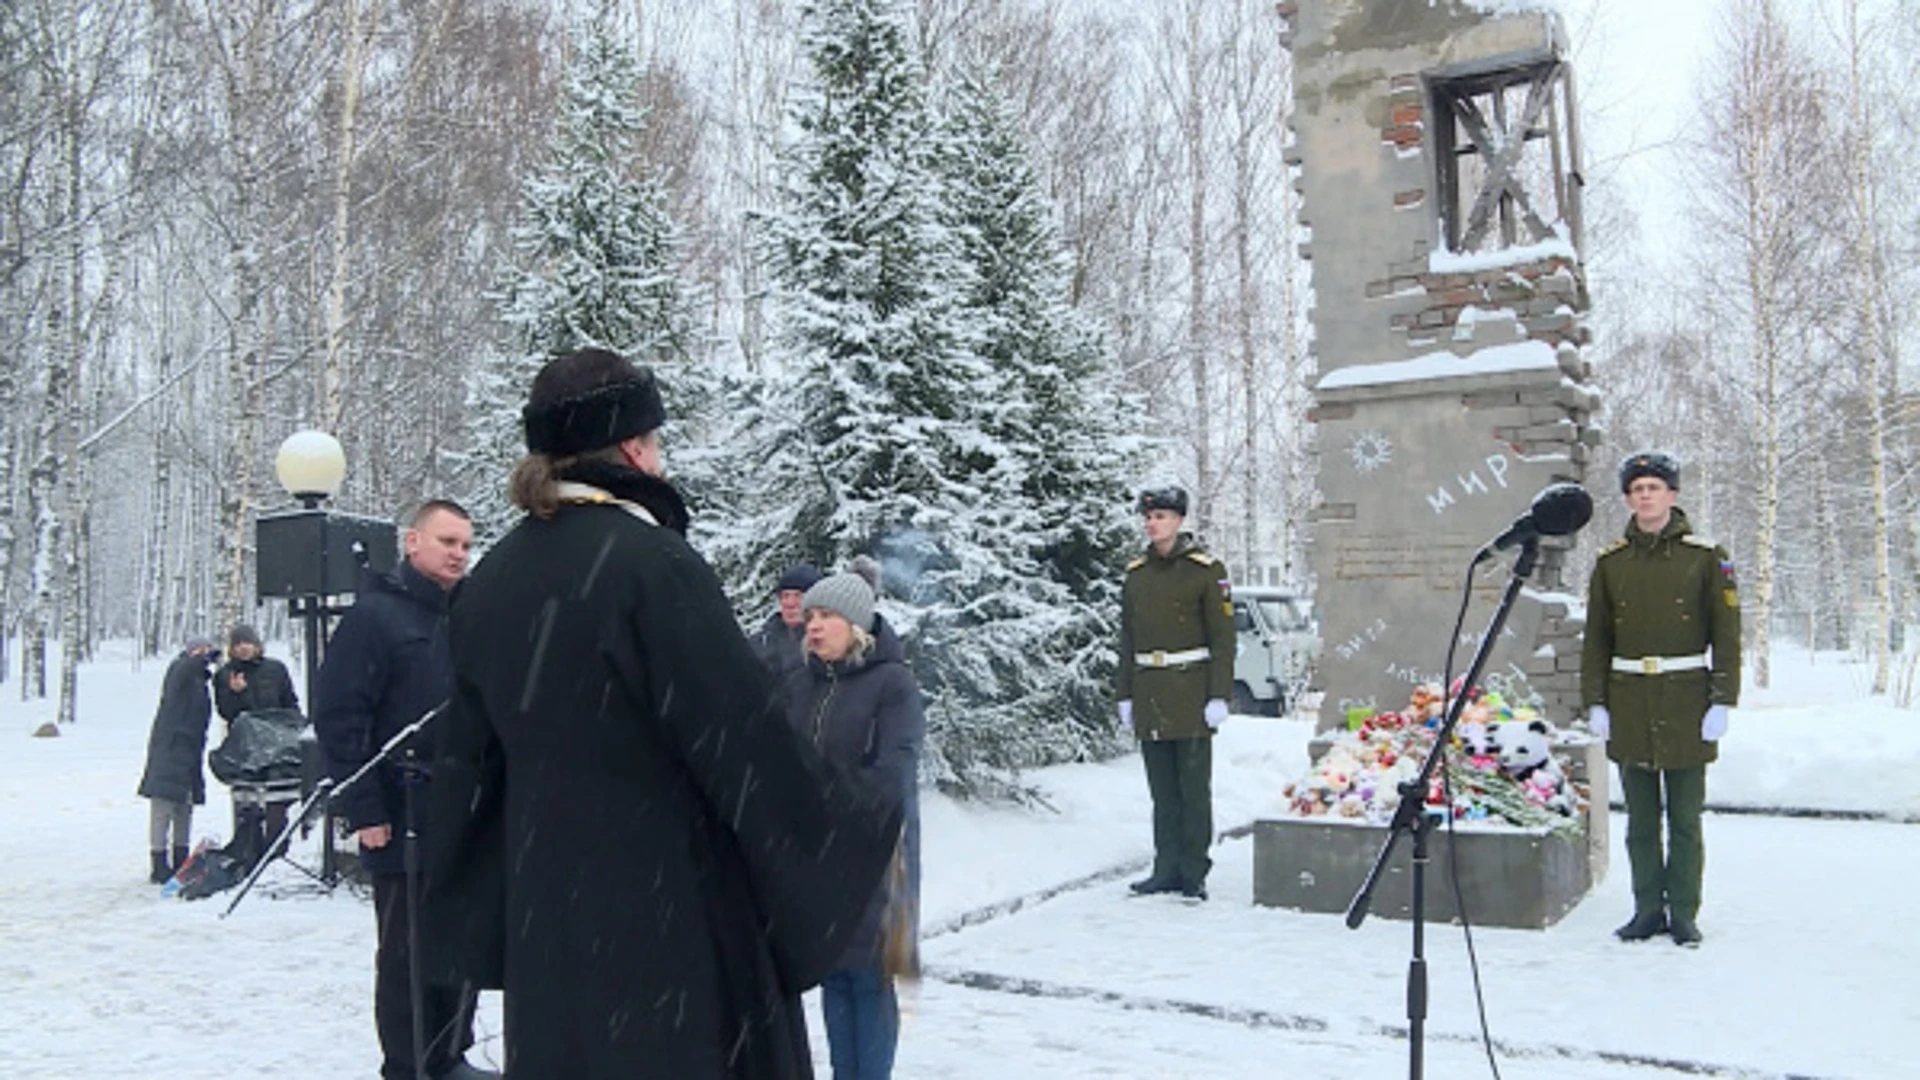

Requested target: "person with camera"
[
  {"left": 313, "top": 499, "right": 491, "bottom": 1080},
  {"left": 422, "top": 348, "right": 902, "bottom": 1078},
  {"left": 214, "top": 623, "right": 299, "bottom": 721},
  {"left": 213, "top": 623, "right": 301, "bottom": 862},
  {"left": 1115, "top": 485, "right": 1236, "bottom": 902},
  {"left": 136, "top": 635, "right": 220, "bottom": 884}
]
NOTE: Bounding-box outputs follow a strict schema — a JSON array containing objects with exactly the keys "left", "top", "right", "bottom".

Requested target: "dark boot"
[
  {"left": 1128, "top": 875, "right": 1180, "bottom": 896},
  {"left": 1179, "top": 880, "right": 1208, "bottom": 902},
  {"left": 1613, "top": 909, "right": 1668, "bottom": 942},
  {"left": 149, "top": 851, "right": 172, "bottom": 885},
  {"left": 1668, "top": 916, "right": 1703, "bottom": 947},
  {"left": 171, "top": 845, "right": 191, "bottom": 878}
]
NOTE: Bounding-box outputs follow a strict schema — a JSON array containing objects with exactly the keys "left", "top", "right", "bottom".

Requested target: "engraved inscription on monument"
[{"left": 1330, "top": 533, "right": 1484, "bottom": 587}]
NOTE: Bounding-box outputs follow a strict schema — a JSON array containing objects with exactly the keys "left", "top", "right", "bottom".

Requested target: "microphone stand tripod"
[
  {"left": 402, "top": 742, "right": 428, "bottom": 1080},
  {"left": 222, "top": 705, "right": 445, "bottom": 918},
  {"left": 1344, "top": 539, "right": 1539, "bottom": 1080}
]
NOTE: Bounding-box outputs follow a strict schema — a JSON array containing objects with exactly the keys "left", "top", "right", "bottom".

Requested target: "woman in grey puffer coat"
[{"left": 783, "top": 557, "right": 922, "bottom": 1080}]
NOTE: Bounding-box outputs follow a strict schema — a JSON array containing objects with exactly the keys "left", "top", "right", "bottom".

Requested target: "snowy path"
[{"left": 910, "top": 817, "right": 1917, "bottom": 1079}]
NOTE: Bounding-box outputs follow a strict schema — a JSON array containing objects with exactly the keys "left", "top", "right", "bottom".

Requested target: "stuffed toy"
[{"left": 1486, "top": 716, "right": 1561, "bottom": 784}]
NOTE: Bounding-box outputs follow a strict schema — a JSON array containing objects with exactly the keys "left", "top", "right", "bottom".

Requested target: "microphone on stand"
[{"left": 1473, "top": 483, "right": 1594, "bottom": 564}]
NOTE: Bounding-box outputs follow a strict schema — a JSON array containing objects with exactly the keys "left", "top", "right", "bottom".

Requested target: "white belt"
[
  {"left": 1135, "top": 647, "right": 1211, "bottom": 668},
  {"left": 1611, "top": 653, "right": 1709, "bottom": 675}
]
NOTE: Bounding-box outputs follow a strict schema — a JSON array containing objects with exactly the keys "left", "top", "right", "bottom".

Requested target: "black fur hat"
[
  {"left": 522, "top": 348, "right": 666, "bottom": 457},
  {"left": 1138, "top": 486, "right": 1188, "bottom": 516},
  {"left": 1618, "top": 452, "right": 1680, "bottom": 494}
]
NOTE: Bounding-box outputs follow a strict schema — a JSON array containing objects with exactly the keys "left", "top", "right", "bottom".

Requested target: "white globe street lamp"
[{"left": 274, "top": 431, "right": 347, "bottom": 507}]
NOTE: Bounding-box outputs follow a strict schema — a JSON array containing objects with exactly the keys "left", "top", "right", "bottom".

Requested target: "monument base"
[
  {"left": 1252, "top": 816, "right": 1590, "bottom": 929},
  {"left": 1256, "top": 736, "right": 1608, "bottom": 929}
]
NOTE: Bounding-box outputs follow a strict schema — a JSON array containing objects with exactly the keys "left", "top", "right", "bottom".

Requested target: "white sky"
[{"left": 1557, "top": 0, "right": 1721, "bottom": 267}]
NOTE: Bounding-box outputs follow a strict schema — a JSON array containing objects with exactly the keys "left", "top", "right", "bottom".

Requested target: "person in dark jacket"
[
  {"left": 214, "top": 622, "right": 301, "bottom": 860},
  {"left": 214, "top": 623, "right": 300, "bottom": 721},
  {"left": 421, "top": 347, "right": 903, "bottom": 1080},
  {"left": 313, "top": 499, "right": 490, "bottom": 1080},
  {"left": 1582, "top": 452, "right": 1741, "bottom": 947},
  {"left": 137, "top": 636, "right": 219, "bottom": 883},
  {"left": 751, "top": 563, "right": 822, "bottom": 679},
  {"left": 784, "top": 557, "right": 923, "bottom": 1080}
]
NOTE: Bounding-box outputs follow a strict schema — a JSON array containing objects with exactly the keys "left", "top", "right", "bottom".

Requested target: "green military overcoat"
[
  {"left": 1117, "top": 534, "right": 1236, "bottom": 741},
  {"left": 1580, "top": 508, "right": 1741, "bottom": 770}
]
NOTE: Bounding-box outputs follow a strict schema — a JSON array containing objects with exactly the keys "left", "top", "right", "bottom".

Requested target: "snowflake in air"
[{"left": 1349, "top": 430, "right": 1394, "bottom": 474}]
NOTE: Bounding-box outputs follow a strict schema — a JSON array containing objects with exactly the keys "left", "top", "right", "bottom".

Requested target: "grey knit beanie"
[{"left": 802, "top": 556, "right": 882, "bottom": 632}]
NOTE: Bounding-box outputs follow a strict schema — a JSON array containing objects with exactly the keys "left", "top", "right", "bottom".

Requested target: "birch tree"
[
  {"left": 1694, "top": 0, "right": 1835, "bottom": 688},
  {"left": 319, "top": 0, "right": 382, "bottom": 433},
  {"left": 1834, "top": 0, "right": 1896, "bottom": 690}
]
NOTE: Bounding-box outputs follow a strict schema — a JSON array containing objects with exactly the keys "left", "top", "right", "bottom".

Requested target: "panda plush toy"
[{"left": 1486, "top": 717, "right": 1560, "bottom": 783}]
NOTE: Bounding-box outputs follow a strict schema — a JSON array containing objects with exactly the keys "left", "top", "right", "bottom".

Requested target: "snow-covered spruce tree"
[
  {"left": 453, "top": 5, "right": 703, "bottom": 545},
  {"left": 919, "top": 66, "right": 1152, "bottom": 776},
  {"left": 728, "top": 1, "right": 1148, "bottom": 797},
  {"left": 735, "top": 0, "right": 1086, "bottom": 798}
]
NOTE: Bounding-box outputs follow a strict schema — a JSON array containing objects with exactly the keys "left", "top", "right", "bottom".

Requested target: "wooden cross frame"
[{"left": 1434, "top": 60, "right": 1576, "bottom": 252}]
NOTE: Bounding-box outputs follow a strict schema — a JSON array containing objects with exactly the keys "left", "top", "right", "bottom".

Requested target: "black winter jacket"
[
  {"left": 214, "top": 654, "right": 300, "bottom": 722},
  {"left": 751, "top": 611, "right": 809, "bottom": 681},
  {"left": 137, "top": 650, "right": 215, "bottom": 805},
  {"left": 783, "top": 614, "right": 923, "bottom": 972},
  {"left": 420, "top": 462, "right": 902, "bottom": 1080},
  {"left": 312, "top": 559, "right": 454, "bottom": 876}
]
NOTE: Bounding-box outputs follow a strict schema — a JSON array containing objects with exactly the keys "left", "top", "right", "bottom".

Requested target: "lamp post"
[
  {"left": 272, "top": 431, "right": 348, "bottom": 698},
  {"left": 256, "top": 431, "right": 396, "bottom": 884}
]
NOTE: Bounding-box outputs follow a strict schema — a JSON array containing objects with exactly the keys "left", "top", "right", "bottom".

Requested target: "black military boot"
[
  {"left": 1128, "top": 875, "right": 1180, "bottom": 896},
  {"left": 1668, "top": 916, "right": 1703, "bottom": 947},
  {"left": 149, "top": 850, "right": 172, "bottom": 885},
  {"left": 1613, "top": 909, "right": 1668, "bottom": 942}
]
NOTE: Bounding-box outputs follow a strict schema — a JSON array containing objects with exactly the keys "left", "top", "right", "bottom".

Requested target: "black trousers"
[{"left": 373, "top": 872, "right": 475, "bottom": 1079}]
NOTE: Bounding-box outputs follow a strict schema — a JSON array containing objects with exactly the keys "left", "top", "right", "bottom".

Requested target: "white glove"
[
  {"left": 1118, "top": 700, "right": 1133, "bottom": 736},
  {"left": 1702, "top": 704, "right": 1729, "bottom": 741},
  {"left": 1588, "top": 705, "right": 1610, "bottom": 740},
  {"left": 1204, "top": 699, "right": 1229, "bottom": 730}
]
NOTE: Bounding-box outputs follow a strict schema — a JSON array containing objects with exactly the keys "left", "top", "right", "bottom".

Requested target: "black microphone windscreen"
[{"left": 1530, "top": 484, "right": 1593, "bottom": 536}]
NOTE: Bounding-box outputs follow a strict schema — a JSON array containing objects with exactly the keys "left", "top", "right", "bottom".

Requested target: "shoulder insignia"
[
  {"left": 1185, "top": 551, "right": 1218, "bottom": 567},
  {"left": 1598, "top": 538, "right": 1629, "bottom": 556},
  {"left": 1681, "top": 535, "right": 1717, "bottom": 549},
  {"left": 1126, "top": 556, "right": 1147, "bottom": 571}
]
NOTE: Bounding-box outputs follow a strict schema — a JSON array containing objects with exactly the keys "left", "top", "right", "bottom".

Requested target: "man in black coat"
[
  {"left": 751, "top": 563, "right": 822, "bottom": 680},
  {"left": 137, "top": 636, "right": 219, "bottom": 883},
  {"left": 423, "top": 348, "right": 903, "bottom": 1079},
  {"left": 214, "top": 622, "right": 302, "bottom": 860},
  {"left": 314, "top": 499, "right": 490, "bottom": 1080}
]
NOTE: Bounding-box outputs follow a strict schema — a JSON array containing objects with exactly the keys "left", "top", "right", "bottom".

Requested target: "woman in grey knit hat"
[{"left": 785, "top": 555, "right": 923, "bottom": 1079}]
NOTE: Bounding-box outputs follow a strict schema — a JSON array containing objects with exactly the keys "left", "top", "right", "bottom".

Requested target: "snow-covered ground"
[{"left": 2, "top": 641, "right": 1915, "bottom": 1078}]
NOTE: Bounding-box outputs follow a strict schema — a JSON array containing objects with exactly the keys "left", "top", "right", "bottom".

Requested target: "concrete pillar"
[{"left": 1282, "top": 0, "right": 1597, "bottom": 731}]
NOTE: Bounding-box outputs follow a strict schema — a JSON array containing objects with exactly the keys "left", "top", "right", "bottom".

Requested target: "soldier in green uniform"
[
  {"left": 1116, "top": 486, "right": 1236, "bottom": 901},
  {"left": 1581, "top": 452, "right": 1741, "bottom": 947}
]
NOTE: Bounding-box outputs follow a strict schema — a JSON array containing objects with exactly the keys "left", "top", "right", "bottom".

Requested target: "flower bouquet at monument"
[{"left": 1280, "top": 683, "right": 1588, "bottom": 834}]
